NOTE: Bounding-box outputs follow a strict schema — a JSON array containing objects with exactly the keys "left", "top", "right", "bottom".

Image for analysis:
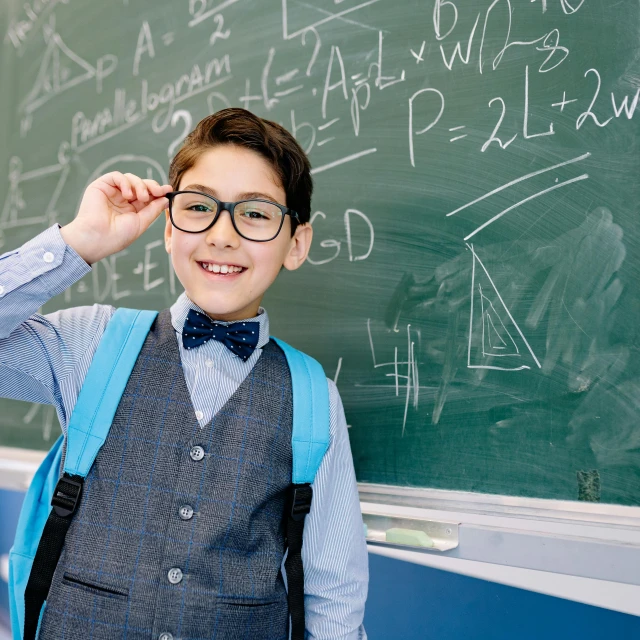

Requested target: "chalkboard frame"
[{"left": 359, "top": 482, "right": 640, "bottom": 615}]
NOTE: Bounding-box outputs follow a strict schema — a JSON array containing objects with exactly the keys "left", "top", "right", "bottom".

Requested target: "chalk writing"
[
  {"left": 4, "top": 0, "right": 69, "bottom": 51},
  {"left": 366, "top": 319, "right": 420, "bottom": 436},
  {"left": 69, "top": 57, "right": 230, "bottom": 150},
  {"left": 282, "top": 0, "right": 381, "bottom": 41},
  {"left": 133, "top": 21, "right": 155, "bottom": 76},
  {"left": 307, "top": 208, "right": 375, "bottom": 265},
  {"left": 20, "top": 19, "right": 117, "bottom": 117}
]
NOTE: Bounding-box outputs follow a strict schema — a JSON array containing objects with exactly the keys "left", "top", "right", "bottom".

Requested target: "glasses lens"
[
  {"left": 171, "top": 192, "right": 218, "bottom": 232},
  {"left": 233, "top": 201, "right": 283, "bottom": 240}
]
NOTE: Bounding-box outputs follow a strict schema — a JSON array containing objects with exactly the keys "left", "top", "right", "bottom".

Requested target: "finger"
[
  {"left": 142, "top": 179, "right": 173, "bottom": 198},
  {"left": 128, "top": 198, "right": 147, "bottom": 213},
  {"left": 141, "top": 179, "right": 163, "bottom": 197},
  {"left": 130, "top": 191, "right": 169, "bottom": 214},
  {"left": 137, "top": 196, "right": 169, "bottom": 231},
  {"left": 124, "top": 173, "right": 150, "bottom": 203},
  {"left": 129, "top": 174, "right": 151, "bottom": 202},
  {"left": 102, "top": 172, "right": 134, "bottom": 200}
]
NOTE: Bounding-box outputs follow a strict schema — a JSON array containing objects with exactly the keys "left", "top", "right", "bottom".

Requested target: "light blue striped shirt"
[{"left": 0, "top": 224, "right": 368, "bottom": 639}]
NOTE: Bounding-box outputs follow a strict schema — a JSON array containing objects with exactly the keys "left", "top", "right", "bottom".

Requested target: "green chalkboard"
[{"left": 1, "top": 0, "right": 639, "bottom": 505}]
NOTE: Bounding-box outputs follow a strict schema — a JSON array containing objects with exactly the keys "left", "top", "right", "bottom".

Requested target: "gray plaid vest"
[{"left": 39, "top": 309, "right": 293, "bottom": 640}]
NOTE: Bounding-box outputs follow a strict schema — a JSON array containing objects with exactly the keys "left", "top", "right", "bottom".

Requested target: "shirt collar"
[{"left": 170, "top": 292, "right": 270, "bottom": 350}]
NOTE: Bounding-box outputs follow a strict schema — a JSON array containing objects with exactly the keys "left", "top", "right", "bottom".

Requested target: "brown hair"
[{"left": 168, "top": 108, "right": 313, "bottom": 230}]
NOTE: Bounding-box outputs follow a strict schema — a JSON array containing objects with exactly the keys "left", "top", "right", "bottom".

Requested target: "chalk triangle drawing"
[
  {"left": 479, "top": 284, "right": 520, "bottom": 357},
  {"left": 466, "top": 243, "right": 541, "bottom": 371},
  {"left": 21, "top": 24, "right": 95, "bottom": 115}
]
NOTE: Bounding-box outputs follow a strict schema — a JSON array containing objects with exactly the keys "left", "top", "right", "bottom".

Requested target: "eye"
[
  {"left": 187, "top": 203, "right": 214, "bottom": 213},
  {"left": 241, "top": 208, "right": 269, "bottom": 220},
  {"left": 235, "top": 201, "right": 280, "bottom": 222}
]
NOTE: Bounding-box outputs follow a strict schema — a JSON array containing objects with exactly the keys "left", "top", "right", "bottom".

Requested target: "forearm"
[{"left": 0, "top": 224, "right": 91, "bottom": 339}]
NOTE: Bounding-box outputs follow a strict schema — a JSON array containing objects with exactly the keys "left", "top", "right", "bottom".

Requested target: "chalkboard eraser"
[{"left": 385, "top": 527, "right": 434, "bottom": 548}]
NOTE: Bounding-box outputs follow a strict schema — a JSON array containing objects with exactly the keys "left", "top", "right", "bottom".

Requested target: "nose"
[{"left": 204, "top": 207, "right": 240, "bottom": 248}]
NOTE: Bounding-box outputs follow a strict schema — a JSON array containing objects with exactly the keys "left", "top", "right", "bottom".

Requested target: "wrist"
[{"left": 59, "top": 221, "right": 104, "bottom": 265}]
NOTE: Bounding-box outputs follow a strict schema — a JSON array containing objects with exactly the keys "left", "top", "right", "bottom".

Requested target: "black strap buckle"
[
  {"left": 51, "top": 474, "right": 83, "bottom": 518},
  {"left": 289, "top": 483, "right": 313, "bottom": 521}
]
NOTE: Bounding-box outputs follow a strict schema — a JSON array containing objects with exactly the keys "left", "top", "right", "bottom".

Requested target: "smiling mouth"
[{"left": 197, "top": 261, "right": 247, "bottom": 275}]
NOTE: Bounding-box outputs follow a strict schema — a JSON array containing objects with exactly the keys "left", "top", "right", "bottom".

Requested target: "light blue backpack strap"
[
  {"left": 272, "top": 337, "right": 330, "bottom": 484},
  {"left": 8, "top": 435, "right": 64, "bottom": 640},
  {"left": 64, "top": 308, "right": 158, "bottom": 477}
]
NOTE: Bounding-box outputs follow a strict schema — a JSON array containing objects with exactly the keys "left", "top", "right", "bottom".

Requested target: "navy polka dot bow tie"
[{"left": 182, "top": 308, "right": 260, "bottom": 361}]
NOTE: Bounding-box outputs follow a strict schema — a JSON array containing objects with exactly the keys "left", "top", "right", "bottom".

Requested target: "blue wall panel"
[
  {"left": 0, "top": 489, "right": 24, "bottom": 635},
  {"left": 365, "top": 553, "right": 640, "bottom": 640}
]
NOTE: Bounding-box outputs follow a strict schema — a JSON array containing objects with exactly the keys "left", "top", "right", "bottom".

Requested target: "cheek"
[
  {"left": 250, "top": 245, "right": 288, "bottom": 277},
  {"left": 172, "top": 234, "right": 199, "bottom": 259}
]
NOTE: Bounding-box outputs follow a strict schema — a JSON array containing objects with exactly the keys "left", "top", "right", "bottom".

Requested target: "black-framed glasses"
[{"left": 166, "top": 191, "right": 299, "bottom": 242}]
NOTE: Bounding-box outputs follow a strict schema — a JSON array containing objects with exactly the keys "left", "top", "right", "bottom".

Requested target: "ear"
[
  {"left": 164, "top": 209, "right": 172, "bottom": 254},
  {"left": 283, "top": 223, "right": 313, "bottom": 271}
]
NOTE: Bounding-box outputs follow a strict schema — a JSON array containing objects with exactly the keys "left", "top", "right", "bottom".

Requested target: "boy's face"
[{"left": 164, "top": 145, "right": 312, "bottom": 321}]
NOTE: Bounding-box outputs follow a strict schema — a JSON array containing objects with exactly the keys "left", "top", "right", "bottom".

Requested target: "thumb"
[{"left": 137, "top": 196, "right": 169, "bottom": 232}]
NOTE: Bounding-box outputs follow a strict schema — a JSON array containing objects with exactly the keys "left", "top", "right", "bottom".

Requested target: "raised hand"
[{"left": 60, "top": 172, "right": 173, "bottom": 265}]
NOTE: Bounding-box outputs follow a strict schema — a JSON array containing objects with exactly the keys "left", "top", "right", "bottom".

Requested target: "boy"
[{"left": 1, "top": 108, "right": 368, "bottom": 639}]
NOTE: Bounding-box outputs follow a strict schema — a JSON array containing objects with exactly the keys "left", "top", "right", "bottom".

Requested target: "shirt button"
[
  {"left": 159, "top": 634, "right": 174, "bottom": 640},
  {"left": 179, "top": 504, "right": 194, "bottom": 520},
  {"left": 195, "top": 410, "right": 204, "bottom": 420},
  {"left": 205, "top": 358, "right": 214, "bottom": 368},
  {"left": 167, "top": 567, "right": 183, "bottom": 584},
  {"left": 43, "top": 251, "right": 55, "bottom": 263},
  {"left": 190, "top": 445, "right": 205, "bottom": 461},
  {"left": 0, "top": 285, "right": 5, "bottom": 296}
]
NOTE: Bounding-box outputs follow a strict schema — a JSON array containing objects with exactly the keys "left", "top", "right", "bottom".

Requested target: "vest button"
[
  {"left": 167, "top": 567, "right": 183, "bottom": 584},
  {"left": 159, "top": 634, "right": 173, "bottom": 640},
  {"left": 190, "top": 445, "right": 205, "bottom": 461},
  {"left": 179, "top": 504, "right": 194, "bottom": 520}
]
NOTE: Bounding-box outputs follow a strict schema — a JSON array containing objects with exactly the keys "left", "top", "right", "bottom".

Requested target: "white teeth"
[{"left": 201, "top": 262, "right": 243, "bottom": 274}]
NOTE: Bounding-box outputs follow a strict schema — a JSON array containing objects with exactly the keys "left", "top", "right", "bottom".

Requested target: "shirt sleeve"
[
  {"left": 0, "top": 224, "right": 114, "bottom": 432},
  {"left": 301, "top": 379, "right": 369, "bottom": 639}
]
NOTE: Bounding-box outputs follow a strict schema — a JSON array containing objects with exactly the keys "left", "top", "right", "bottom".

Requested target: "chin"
[{"left": 190, "top": 293, "right": 256, "bottom": 320}]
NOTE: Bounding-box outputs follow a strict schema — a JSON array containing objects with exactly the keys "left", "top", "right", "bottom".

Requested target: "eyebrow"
[{"left": 182, "top": 183, "right": 283, "bottom": 204}]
